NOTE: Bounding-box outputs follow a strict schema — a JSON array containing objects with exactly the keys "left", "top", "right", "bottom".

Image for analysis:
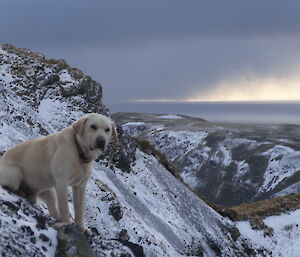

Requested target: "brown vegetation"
[{"left": 206, "top": 193, "right": 300, "bottom": 225}]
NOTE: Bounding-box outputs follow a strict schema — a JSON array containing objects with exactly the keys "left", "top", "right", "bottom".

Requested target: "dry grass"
[{"left": 225, "top": 193, "right": 300, "bottom": 221}]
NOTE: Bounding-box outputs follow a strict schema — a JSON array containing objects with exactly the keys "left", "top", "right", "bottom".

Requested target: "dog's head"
[{"left": 73, "top": 113, "right": 118, "bottom": 161}]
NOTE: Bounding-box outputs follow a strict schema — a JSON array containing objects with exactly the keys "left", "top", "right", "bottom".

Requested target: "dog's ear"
[
  {"left": 111, "top": 121, "right": 120, "bottom": 144},
  {"left": 73, "top": 117, "right": 88, "bottom": 137}
]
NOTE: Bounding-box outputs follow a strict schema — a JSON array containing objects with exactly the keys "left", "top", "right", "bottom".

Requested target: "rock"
[
  {"left": 118, "top": 240, "right": 145, "bottom": 257},
  {"left": 39, "top": 233, "right": 50, "bottom": 242},
  {"left": 109, "top": 202, "right": 123, "bottom": 221},
  {"left": 44, "top": 74, "right": 59, "bottom": 85},
  {"left": 55, "top": 224, "right": 95, "bottom": 257},
  {"left": 21, "top": 225, "right": 35, "bottom": 236},
  {"left": 34, "top": 215, "right": 48, "bottom": 230},
  {"left": 99, "top": 125, "right": 137, "bottom": 173},
  {"left": 1, "top": 200, "right": 19, "bottom": 212},
  {"left": 89, "top": 235, "right": 134, "bottom": 257},
  {"left": 118, "top": 229, "right": 130, "bottom": 241}
]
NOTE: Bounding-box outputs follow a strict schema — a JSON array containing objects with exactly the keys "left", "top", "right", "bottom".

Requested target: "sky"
[{"left": 1, "top": 0, "right": 300, "bottom": 105}]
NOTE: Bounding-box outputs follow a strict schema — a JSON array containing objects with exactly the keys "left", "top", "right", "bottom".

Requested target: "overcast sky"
[{"left": 1, "top": 1, "right": 300, "bottom": 104}]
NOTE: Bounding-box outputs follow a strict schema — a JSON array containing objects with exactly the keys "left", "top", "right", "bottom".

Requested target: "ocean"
[{"left": 108, "top": 101, "right": 300, "bottom": 125}]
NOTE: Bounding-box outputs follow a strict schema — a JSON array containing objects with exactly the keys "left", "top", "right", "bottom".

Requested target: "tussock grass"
[{"left": 226, "top": 193, "right": 300, "bottom": 221}]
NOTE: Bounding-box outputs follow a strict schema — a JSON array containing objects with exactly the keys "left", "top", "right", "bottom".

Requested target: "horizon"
[
  {"left": 124, "top": 99, "right": 300, "bottom": 104},
  {"left": 109, "top": 100, "right": 300, "bottom": 124}
]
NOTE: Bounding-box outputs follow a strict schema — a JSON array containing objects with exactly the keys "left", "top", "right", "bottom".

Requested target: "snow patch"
[
  {"left": 237, "top": 209, "right": 300, "bottom": 257},
  {"left": 124, "top": 121, "right": 145, "bottom": 126},
  {"left": 0, "top": 64, "right": 15, "bottom": 84},
  {"left": 147, "top": 130, "right": 208, "bottom": 161},
  {"left": 259, "top": 145, "right": 300, "bottom": 193},
  {"left": 59, "top": 69, "right": 73, "bottom": 83},
  {"left": 38, "top": 98, "right": 82, "bottom": 130},
  {"left": 158, "top": 114, "right": 183, "bottom": 119}
]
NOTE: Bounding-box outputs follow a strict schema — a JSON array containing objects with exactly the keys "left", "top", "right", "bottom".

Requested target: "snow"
[
  {"left": 146, "top": 130, "right": 209, "bottom": 161},
  {"left": 237, "top": 209, "right": 300, "bottom": 257},
  {"left": 38, "top": 99, "right": 62, "bottom": 123},
  {"left": 90, "top": 150, "right": 248, "bottom": 257},
  {"left": 273, "top": 181, "right": 300, "bottom": 197},
  {"left": 59, "top": 69, "right": 73, "bottom": 82},
  {"left": 122, "top": 121, "right": 148, "bottom": 137},
  {"left": 0, "top": 64, "right": 15, "bottom": 84},
  {"left": 259, "top": 145, "right": 300, "bottom": 193},
  {"left": 38, "top": 98, "right": 82, "bottom": 130},
  {"left": 236, "top": 161, "right": 249, "bottom": 178},
  {"left": 0, "top": 48, "right": 6, "bottom": 55},
  {"left": 180, "top": 147, "right": 211, "bottom": 188},
  {"left": 158, "top": 114, "right": 183, "bottom": 119},
  {"left": 89, "top": 154, "right": 199, "bottom": 256},
  {"left": 123, "top": 121, "right": 145, "bottom": 126}
]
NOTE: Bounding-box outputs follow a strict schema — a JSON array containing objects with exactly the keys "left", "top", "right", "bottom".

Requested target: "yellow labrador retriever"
[{"left": 0, "top": 113, "right": 117, "bottom": 234}]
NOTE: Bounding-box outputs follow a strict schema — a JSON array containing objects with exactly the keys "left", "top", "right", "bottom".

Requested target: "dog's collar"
[{"left": 74, "top": 134, "right": 92, "bottom": 164}]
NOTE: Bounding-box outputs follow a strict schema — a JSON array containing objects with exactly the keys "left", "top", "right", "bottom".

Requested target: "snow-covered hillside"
[
  {"left": 0, "top": 44, "right": 255, "bottom": 256},
  {"left": 114, "top": 112, "right": 300, "bottom": 206}
]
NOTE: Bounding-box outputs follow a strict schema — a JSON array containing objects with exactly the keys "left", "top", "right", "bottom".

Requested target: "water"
[{"left": 108, "top": 101, "right": 300, "bottom": 125}]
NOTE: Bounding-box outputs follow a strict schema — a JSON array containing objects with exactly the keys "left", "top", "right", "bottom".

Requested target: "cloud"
[
  {"left": 2, "top": 0, "right": 300, "bottom": 47},
  {"left": 189, "top": 74, "right": 300, "bottom": 101}
]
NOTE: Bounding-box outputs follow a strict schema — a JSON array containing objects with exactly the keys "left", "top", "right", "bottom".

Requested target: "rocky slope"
[
  {"left": 0, "top": 44, "right": 256, "bottom": 256},
  {"left": 114, "top": 112, "right": 300, "bottom": 207}
]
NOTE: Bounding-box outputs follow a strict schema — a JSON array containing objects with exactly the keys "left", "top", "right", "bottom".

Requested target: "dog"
[{"left": 0, "top": 113, "right": 117, "bottom": 234}]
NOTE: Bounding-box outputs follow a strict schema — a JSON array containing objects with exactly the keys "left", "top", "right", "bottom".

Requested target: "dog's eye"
[
  {"left": 90, "top": 124, "right": 97, "bottom": 130},
  {"left": 105, "top": 127, "right": 110, "bottom": 133}
]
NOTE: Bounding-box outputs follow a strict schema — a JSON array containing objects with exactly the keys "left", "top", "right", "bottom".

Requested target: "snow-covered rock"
[
  {"left": 0, "top": 44, "right": 255, "bottom": 256},
  {"left": 0, "top": 187, "right": 57, "bottom": 257}
]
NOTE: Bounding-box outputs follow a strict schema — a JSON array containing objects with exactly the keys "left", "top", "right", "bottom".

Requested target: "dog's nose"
[{"left": 96, "top": 137, "right": 106, "bottom": 150}]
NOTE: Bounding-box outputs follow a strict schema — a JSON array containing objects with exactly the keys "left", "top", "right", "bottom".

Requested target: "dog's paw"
[
  {"left": 84, "top": 227, "right": 92, "bottom": 236},
  {"left": 54, "top": 222, "right": 92, "bottom": 236},
  {"left": 52, "top": 221, "right": 70, "bottom": 230},
  {"left": 33, "top": 203, "right": 42, "bottom": 211},
  {"left": 77, "top": 225, "right": 92, "bottom": 236}
]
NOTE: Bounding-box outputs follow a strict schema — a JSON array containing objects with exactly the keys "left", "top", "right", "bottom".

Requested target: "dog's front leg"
[
  {"left": 55, "top": 182, "right": 70, "bottom": 223},
  {"left": 72, "top": 182, "right": 91, "bottom": 235}
]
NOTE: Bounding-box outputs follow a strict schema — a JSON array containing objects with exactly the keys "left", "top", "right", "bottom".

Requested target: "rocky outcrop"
[{"left": 0, "top": 43, "right": 107, "bottom": 119}]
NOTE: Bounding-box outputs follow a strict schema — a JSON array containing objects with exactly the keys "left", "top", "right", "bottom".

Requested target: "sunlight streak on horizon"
[
  {"left": 187, "top": 76, "right": 300, "bottom": 102},
  {"left": 129, "top": 75, "right": 300, "bottom": 103}
]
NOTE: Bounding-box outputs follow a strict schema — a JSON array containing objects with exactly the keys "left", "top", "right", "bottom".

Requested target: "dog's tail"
[{"left": 0, "top": 165, "right": 23, "bottom": 191}]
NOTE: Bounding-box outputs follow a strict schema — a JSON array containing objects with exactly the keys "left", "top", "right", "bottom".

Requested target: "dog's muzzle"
[{"left": 96, "top": 137, "right": 106, "bottom": 151}]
